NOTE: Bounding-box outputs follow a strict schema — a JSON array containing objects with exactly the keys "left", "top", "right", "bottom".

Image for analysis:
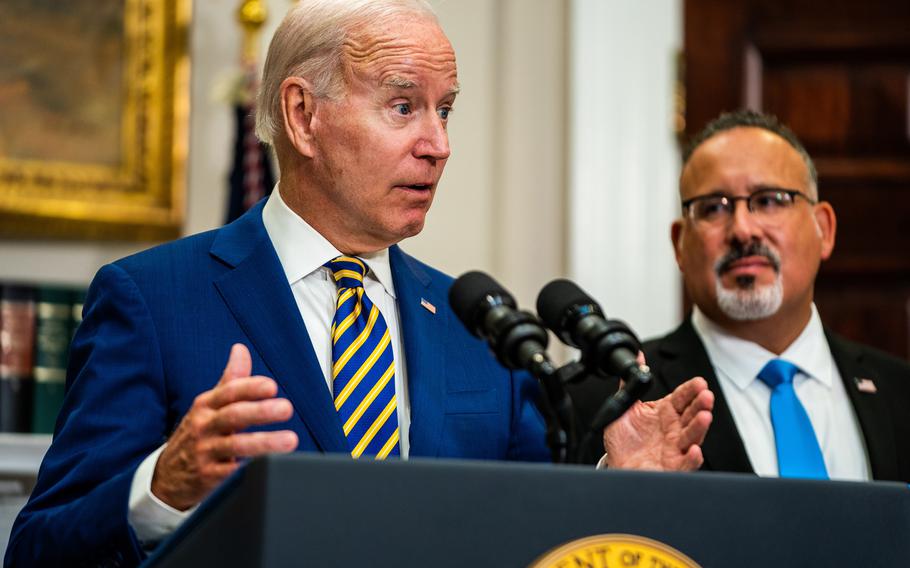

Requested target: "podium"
[{"left": 144, "top": 454, "right": 910, "bottom": 567}]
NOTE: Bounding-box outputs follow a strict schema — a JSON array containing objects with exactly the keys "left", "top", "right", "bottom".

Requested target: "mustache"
[{"left": 714, "top": 241, "right": 781, "bottom": 275}]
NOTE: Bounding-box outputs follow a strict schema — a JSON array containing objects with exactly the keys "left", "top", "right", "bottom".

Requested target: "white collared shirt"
[
  {"left": 691, "top": 305, "right": 870, "bottom": 480},
  {"left": 129, "top": 189, "right": 411, "bottom": 543},
  {"left": 261, "top": 188, "right": 411, "bottom": 457}
]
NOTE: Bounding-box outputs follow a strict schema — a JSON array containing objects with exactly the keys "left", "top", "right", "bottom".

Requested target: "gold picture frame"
[{"left": 0, "top": 0, "right": 191, "bottom": 241}]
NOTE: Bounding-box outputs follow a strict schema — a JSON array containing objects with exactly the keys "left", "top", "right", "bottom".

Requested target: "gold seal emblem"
[{"left": 529, "top": 534, "right": 701, "bottom": 568}]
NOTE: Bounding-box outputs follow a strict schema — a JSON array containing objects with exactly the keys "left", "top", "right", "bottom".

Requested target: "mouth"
[
  {"left": 724, "top": 256, "right": 773, "bottom": 274},
  {"left": 715, "top": 242, "right": 782, "bottom": 279},
  {"left": 395, "top": 182, "right": 434, "bottom": 192}
]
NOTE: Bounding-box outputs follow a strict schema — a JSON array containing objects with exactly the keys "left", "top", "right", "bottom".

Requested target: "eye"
[
  {"left": 751, "top": 190, "right": 791, "bottom": 212},
  {"left": 393, "top": 103, "right": 411, "bottom": 116},
  {"left": 695, "top": 197, "right": 729, "bottom": 220},
  {"left": 437, "top": 106, "right": 452, "bottom": 120}
]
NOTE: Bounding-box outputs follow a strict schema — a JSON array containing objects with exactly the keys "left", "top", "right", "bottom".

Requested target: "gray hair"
[
  {"left": 255, "top": 0, "right": 438, "bottom": 145},
  {"left": 683, "top": 110, "right": 819, "bottom": 197}
]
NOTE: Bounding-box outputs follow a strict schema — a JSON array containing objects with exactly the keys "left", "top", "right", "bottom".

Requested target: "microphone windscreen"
[
  {"left": 449, "top": 271, "right": 514, "bottom": 333},
  {"left": 536, "top": 279, "right": 596, "bottom": 333}
]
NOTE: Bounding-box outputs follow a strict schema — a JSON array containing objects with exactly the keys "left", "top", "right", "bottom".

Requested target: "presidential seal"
[{"left": 529, "top": 534, "right": 701, "bottom": 568}]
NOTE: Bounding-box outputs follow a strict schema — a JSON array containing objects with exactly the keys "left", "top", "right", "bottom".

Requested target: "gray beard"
[{"left": 715, "top": 274, "right": 783, "bottom": 321}]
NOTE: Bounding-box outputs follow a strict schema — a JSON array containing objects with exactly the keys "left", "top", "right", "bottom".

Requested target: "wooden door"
[{"left": 685, "top": 0, "right": 910, "bottom": 359}]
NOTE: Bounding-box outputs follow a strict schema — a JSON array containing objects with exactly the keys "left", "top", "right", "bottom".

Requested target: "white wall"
[{"left": 569, "top": 0, "right": 683, "bottom": 339}]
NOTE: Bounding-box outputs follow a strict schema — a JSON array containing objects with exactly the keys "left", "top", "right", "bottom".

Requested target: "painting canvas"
[{"left": 0, "top": 0, "right": 190, "bottom": 240}]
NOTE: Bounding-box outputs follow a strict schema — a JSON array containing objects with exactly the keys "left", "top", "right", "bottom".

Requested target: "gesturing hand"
[
  {"left": 603, "top": 377, "right": 714, "bottom": 471},
  {"left": 151, "top": 344, "right": 299, "bottom": 510}
]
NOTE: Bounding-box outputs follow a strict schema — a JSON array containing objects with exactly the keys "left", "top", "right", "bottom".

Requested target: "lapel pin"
[
  {"left": 854, "top": 377, "right": 878, "bottom": 394},
  {"left": 420, "top": 297, "right": 437, "bottom": 314}
]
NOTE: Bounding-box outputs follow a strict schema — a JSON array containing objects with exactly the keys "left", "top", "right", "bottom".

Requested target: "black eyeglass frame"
[{"left": 681, "top": 188, "right": 817, "bottom": 220}]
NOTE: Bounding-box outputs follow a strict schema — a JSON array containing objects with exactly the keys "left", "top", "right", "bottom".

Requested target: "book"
[
  {"left": 0, "top": 285, "right": 37, "bottom": 433},
  {"left": 31, "top": 286, "right": 76, "bottom": 434}
]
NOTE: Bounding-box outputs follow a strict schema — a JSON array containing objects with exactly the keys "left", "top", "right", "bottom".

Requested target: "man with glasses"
[{"left": 577, "top": 110, "right": 910, "bottom": 481}]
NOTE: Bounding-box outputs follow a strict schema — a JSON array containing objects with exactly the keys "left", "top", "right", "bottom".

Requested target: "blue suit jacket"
[{"left": 5, "top": 203, "right": 549, "bottom": 567}]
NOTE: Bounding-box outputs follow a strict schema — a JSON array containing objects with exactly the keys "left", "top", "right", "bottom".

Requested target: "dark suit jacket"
[
  {"left": 5, "top": 202, "right": 549, "bottom": 568},
  {"left": 569, "top": 317, "right": 910, "bottom": 481}
]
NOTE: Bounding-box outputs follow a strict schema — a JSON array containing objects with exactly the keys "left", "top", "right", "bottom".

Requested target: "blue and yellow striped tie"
[{"left": 324, "top": 255, "right": 400, "bottom": 459}]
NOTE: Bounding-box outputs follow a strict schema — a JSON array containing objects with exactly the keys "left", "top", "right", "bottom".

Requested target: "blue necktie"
[
  {"left": 757, "top": 359, "right": 828, "bottom": 479},
  {"left": 324, "top": 256, "right": 400, "bottom": 459}
]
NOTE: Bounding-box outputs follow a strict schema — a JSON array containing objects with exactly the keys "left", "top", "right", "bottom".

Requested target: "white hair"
[
  {"left": 716, "top": 274, "right": 784, "bottom": 321},
  {"left": 255, "top": 0, "right": 438, "bottom": 145}
]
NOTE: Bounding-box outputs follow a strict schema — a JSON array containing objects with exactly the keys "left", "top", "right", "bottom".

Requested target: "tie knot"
[
  {"left": 324, "top": 255, "right": 367, "bottom": 289},
  {"left": 757, "top": 358, "right": 800, "bottom": 389}
]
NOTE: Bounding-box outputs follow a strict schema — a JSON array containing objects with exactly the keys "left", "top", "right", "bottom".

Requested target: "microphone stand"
[{"left": 518, "top": 348, "right": 576, "bottom": 464}]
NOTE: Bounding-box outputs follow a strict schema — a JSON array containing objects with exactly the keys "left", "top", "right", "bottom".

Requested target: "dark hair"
[{"left": 683, "top": 110, "right": 818, "bottom": 192}]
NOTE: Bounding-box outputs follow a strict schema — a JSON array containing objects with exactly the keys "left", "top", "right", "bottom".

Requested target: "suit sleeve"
[
  {"left": 506, "top": 369, "right": 551, "bottom": 462},
  {"left": 5, "top": 264, "right": 171, "bottom": 568}
]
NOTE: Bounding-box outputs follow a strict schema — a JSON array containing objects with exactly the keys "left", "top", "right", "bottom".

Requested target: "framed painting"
[{"left": 0, "top": 0, "right": 191, "bottom": 240}]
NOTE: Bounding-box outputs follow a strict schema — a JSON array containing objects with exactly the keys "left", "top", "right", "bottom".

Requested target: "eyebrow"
[
  {"left": 383, "top": 75, "right": 461, "bottom": 97},
  {"left": 698, "top": 184, "right": 802, "bottom": 197}
]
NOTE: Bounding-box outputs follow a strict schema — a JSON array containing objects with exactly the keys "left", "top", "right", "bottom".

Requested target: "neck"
[
  {"left": 278, "top": 168, "right": 387, "bottom": 257},
  {"left": 704, "top": 302, "right": 813, "bottom": 355}
]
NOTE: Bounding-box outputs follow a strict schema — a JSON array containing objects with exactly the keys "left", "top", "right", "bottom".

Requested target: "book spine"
[
  {"left": 0, "top": 285, "right": 37, "bottom": 433},
  {"left": 32, "top": 287, "right": 75, "bottom": 434}
]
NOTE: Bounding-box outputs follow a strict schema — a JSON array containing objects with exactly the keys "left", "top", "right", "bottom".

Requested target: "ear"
[
  {"left": 671, "top": 218, "right": 686, "bottom": 270},
  {"left": 280, "top": 77, "right": 318, "bottom": 158},
  {"left": 814, "top": 201, "right": 837, "bottom": 260}
]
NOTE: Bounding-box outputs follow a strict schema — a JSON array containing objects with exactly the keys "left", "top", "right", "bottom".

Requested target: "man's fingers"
[
  {"left": 680, "top": 445, "right": 705, "bottom": 471},
  {"left": 206, "top": 430, "right": 299, "bottom": 460},
  {"left": 220, "top": 343, "right": 253, "bottom": 384},
  {"left": 677, "top": 409, "right": 713, "bottom": 450},
  {"left": 209, "top": 398, "right": 294, "bottom": 433},
  {"left": 204, "top": 376, "right": 279, "bottom": 409},
  {"left": 679, "top": 388, "right": 715, "bottom": 426},
  {"left": 669, "top": 376, "right": 709, "bottom": 414}
]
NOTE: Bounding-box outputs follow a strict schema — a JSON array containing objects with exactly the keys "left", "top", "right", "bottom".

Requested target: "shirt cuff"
[
  {"left": 595, "top": 453, "right": 609, "bottom": 470},
  {"left": 128, "top": 444, "right": 198, "bottom": 545}
]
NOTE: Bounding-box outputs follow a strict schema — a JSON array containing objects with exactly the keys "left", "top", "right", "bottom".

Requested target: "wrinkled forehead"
[
  {"left": 341, "top": 15, "right": 458, "bottom": 90},
  {"left": 680, "top": 127, "right": 810, "bottom": 199}
]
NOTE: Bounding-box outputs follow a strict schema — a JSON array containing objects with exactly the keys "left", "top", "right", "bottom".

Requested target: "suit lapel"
[
  {"left": 827, "top": 331, "right": 899, "bottom": 480},
  {"left": 210, "top": 205, "right": 347, "bottom": 454},
  {"left": 389, "top": 246, "right": 447, "bottom": 457},
  {"left": 655, "top": 319, "right": 754, "bottom": 474}
]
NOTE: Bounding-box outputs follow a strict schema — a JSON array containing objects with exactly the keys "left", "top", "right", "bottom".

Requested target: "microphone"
[
  {"left": 536, "top": 279, "right": 651, "bottom": 431},
  {"left": 449, "top": 271, "right": 551, "bottom": 373},
  {"left": 449, "top": 271, "right": 575, "bottom": 462},
  {"left": 536, "top": 279, "right": 643, "bottom": 378}
]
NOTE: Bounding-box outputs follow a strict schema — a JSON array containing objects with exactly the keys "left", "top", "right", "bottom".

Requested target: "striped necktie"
[
  {"left": 324, "top": 255, "right": 400, "bottom": 459},
  {"left": 757, "top": 359, "right": 828, "bottom": 479}
]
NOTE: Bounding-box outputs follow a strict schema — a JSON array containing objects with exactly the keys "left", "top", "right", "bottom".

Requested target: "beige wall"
[{"left": 0, "top": 0, "right": 568, "bottom": 314}]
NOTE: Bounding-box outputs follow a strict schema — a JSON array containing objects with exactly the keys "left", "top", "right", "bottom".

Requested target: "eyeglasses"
[{"left": 681, "top": 188, "right": 816, "bottom": 227}]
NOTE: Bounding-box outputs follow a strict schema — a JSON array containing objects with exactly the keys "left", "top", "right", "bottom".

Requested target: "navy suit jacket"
[{"left": 6, "top": 203, "right": 549, "bottom": 567}]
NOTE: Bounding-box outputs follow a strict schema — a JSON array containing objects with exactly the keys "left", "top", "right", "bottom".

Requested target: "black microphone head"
[
  {"left": 536, "top": 279, "right": 604, "bottom": 338},
  {"left": 449, "top": 271, "right": 516, "bottom": 336}
]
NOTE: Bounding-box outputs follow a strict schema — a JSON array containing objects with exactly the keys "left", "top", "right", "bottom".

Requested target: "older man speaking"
[{"left": 6, "top": 2, "right": 712, "bottom": 566}]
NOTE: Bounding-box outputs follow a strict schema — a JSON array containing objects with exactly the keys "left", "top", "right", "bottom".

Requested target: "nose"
[
  {"left": 413, "top": 114, "right": 450, "bottom": 162},
  {"left": 728, "top": 199, "right": 763, "bottom": 244}
]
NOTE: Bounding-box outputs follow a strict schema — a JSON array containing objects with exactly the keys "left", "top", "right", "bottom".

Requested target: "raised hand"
[
  {"left": 602, "top": 377, "right": 714, "bottom": 471},
  {"left": 151, "top": 344, "right": 299, "bottom": 510}
]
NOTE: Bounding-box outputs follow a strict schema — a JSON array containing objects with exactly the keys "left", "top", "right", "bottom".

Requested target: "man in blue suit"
[{"left": 6, "top": 1, "right": 713, "bottom": 566}]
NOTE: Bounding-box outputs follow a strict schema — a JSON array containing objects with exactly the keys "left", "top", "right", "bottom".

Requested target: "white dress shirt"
[
  {"left": 128, "top": 189, "right": 411, "bottom": 542},
  {"left": 691, "top": 305, "right": 870, "bottom": 481}
]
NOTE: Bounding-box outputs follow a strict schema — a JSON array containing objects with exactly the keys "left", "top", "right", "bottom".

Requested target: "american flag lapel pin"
[
  {"left": 420, "top": 297, "right": 437, "bottom": 314},
  {"left": 854, "top": 377, "right": 878, "bottom": 394}
]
